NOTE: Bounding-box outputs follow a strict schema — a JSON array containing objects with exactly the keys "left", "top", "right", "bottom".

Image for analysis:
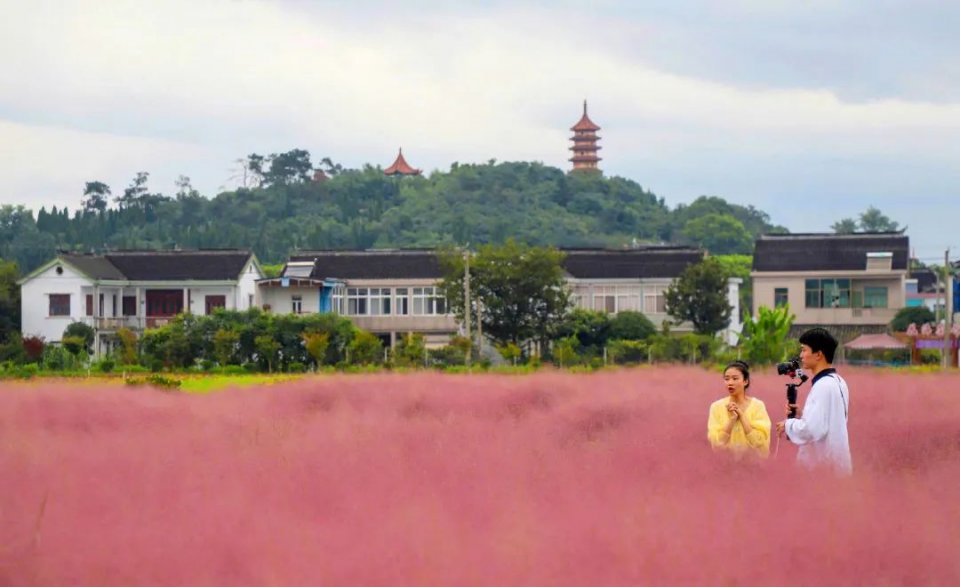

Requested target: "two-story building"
[
  {"left": 258, "top": 247, "right": 743, "bottom": 347},
  {"left": 751, "top": 232, "right": 909, "bottom": 338},
  {"left": 19, "top": 249, "right": 262, "bottom": 355}
]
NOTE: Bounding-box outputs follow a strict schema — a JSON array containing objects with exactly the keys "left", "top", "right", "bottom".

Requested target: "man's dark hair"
[{"left": 799, "top": 327, "right": 838, "bottom": 363}]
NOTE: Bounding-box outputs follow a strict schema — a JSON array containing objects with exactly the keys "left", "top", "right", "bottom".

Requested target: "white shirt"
[{"left": 785, "top": 368, "right": 852, "bottom": 476}]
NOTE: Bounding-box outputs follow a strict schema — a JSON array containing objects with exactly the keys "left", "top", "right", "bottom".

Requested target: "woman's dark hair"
[{"left": 724, "top": 360, "right": 751, "bottom": 389}]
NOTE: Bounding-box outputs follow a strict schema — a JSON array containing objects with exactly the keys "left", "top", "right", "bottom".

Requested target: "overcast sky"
[{"left": 2, "top": 0, "right": 958, "bottom": 262}]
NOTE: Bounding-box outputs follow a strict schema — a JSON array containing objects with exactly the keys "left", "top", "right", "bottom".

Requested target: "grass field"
[{"left": 2, "top": 367, "right": 959, "bottom": 585}]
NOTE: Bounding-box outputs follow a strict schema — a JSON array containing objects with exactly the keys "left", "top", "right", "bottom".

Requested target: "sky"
[{"left": 1, "top": 0, "right": 958, "bottom": 262}]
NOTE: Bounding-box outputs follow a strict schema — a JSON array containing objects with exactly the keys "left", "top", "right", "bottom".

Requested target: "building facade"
[
  {"left": 259, "top": 247, "right": 743, "bottom": 347},
  {"left": 19, "top": 249, "right": 262, "bottom": 355},
  {"left": 752, "top": 233, "right": 909, "bottom": 337}
]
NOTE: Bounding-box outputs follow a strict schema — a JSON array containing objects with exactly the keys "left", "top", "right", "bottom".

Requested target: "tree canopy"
[{"left": 0, "top": 152, "right": 789, "bottom": 274}]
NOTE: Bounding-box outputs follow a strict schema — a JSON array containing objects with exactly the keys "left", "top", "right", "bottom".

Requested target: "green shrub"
[
  {"left": 287, "top": 361, "right": 306, "bottom": 373},
  {"left": 496, "top": 342, "right": 522, "bottom": 365},
  {"left": 609, "top": 311, "right": 656, "bottom": 341},
  {"left": 347, "top": 331, "right": 384, "bottom": 365},
  {"left": 607, "top": 339, "right": 647, "bottom": 364},
  {"left": 95, "top": 358, "right": 115, "bottom": 373}
]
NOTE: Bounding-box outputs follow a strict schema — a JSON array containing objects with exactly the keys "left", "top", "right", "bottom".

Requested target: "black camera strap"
[{"left": 828, "top": 374, "right": 848, "bottom": 421}]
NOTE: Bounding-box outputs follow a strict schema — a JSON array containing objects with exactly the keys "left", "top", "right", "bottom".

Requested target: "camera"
[
  {"left": 776, "top": 357, "right": 801, "bottom": 376},
  {"left": 777, "top": 357, "right": 806, "bottom": 419}
]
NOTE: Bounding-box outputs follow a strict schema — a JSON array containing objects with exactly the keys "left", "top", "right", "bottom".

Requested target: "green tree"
[
  {"left": 213, "top": 328, "right": 240, "bottom": 366},
  {"left": 609, "top": 311, "right": 656, "bottom": 341},
  {"left": 858, "top": 206, "right": 900, "bottom": 232},
  {"left": 302, "top": 331, "right": 330, "bottom": 368},
  {"left": 553, "top": 335, "right": 579, "bottom": 368},
  {"left": 82, "top": 181, "right": 111, "bottom": 214},
  {"left": 738, "top": 304, "right": 795, "bottom": 365},
  {"left": 0, "top": 259, "right": 21, "bottom": 342},
  {"left": 62, "top": 322, "right": 95, "bottom": 355},
  {"left": 712, "top": 254, "right": 753, "bottom": 318},
  {"left": 831, "top": 218, "right": 858, "bottom": 234},
  {"left": 681, "top": 213, "right": 753, "bottom": 255},
  {"left": 393, "top": 333, "right": 426, "bottom": 367},
  {"left": 264, "top": 149, "right": 313, "bottom": 186},
  {"left": 664, "top": 257, "right": 732, "bottom": 336},
  {"left": 890, "top": 306, "right": 936, "bottom": 332},
  {"left": 255, "top": 334, "right": 281, "bottom": 372},
  {"left": 439, "top": 240, "right": 571, "bottom": 349},
  {"left": 115, "top": 327, "right": 138, "bottom": 365},
  {"left": 554, "top": 309, "right": 611, "bottom": 351}
]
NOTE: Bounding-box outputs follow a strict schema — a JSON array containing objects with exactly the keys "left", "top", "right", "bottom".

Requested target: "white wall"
[
  {"left": 260, "top": 286, "right": 321, "bottom": 314},
  {"left": 238, "top": 260, "right": 262, "bottom": 310},
  {"left": 21, "top": 262, "right": 91, "bottom": 343},
  {"left": 187, "top": 286, "right": 238, "bottom": 314}
]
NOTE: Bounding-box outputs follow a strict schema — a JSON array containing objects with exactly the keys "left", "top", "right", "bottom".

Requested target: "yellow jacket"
[{"left": 707, "top": 397, "right": 771, "bottom": 458}]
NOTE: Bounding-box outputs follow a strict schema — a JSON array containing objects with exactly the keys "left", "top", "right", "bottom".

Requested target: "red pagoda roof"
[
  {"left": 384, "top": 148, "right": 421, "bottom": 176},
  {"left": 570, "top": 100, "right": 601, "bottom": 132}
]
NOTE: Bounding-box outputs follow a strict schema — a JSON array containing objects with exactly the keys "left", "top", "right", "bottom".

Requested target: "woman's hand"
[{"left": 727, "top": 402, "right": 741, "bottom": 419}]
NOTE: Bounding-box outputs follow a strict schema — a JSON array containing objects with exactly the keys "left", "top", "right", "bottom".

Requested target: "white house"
[{"left": 19, "top": 249, "right": 262, "bottom": 356}]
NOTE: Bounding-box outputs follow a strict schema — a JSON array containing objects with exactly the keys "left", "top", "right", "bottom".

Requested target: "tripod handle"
[{"left": 786, "top": 384, "right": 798, "bottom": 419}]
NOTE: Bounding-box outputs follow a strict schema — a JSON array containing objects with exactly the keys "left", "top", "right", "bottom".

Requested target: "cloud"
[{"left": 0, "top": 0, "right": 957, "bottom": 257}]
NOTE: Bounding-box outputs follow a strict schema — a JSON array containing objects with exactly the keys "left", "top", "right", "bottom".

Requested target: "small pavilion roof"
[{"left": 384, "top": 148, "right": 421, "bottom": 176}]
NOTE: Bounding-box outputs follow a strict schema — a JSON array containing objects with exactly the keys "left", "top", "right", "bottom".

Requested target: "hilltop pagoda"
[
  {"left": 384, "top": 148, "right": 422, "bottom": 176},
  {"left": 569, "top": 100, "right": 601, "bottom": 173}
]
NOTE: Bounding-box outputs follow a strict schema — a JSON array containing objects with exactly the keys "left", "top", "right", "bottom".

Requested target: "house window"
[
  {"left": 112, "top": 294, "right": 118, "bottom": 317},
  {"left": 413, "top": 287, "right": 447, "bottom": 315},
  {"left": 206, "top": 295, "right": 227, "bottom": 314},
  {"left": 49, "top": 294, "right": 70, "bottom": 317},
  {"left": 248, "top": 294, "right": 254, "bottom": 309},
  {"left": 395, "top": 288, "right": 409, "bottom": 315},
  {"left": 122, "top": 296, "right": 137, "bottom": 316},
  {"left": 291, "top": 295, "right": 302, "bottom": 314},
  {"left": 774, "top": 288, "right": 789, "bottom": 307},
  {"left": 86, "top": 294, "right": 94, "bottom": 316},
  {"left": 146, "top": 290, "right": 184, "bottom": 317},
  {"left": 369, "top": 288, "right": 392, "bottom": 316},
  {"left": 643, "top": 286, "right": 667, "bottom": 314},
  {"left": 99, "top": 294, "right": 104, "bottom": 316},
  {"left": 805, "top": 279, "right": 850, "bottom": 308},
  {"left": 347, "top": 288, "right": 368, "bottom": 316},
  {"left": 863, "top": 286, "right": 888, "bottom": 308}
]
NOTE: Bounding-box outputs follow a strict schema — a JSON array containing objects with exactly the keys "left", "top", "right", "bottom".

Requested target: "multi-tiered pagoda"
[
  {"left": 569, "top": 100, "right": 601, "bottom": 173},
  {"left": 384, "top": 148, "right": 422, "bottom": 177}
]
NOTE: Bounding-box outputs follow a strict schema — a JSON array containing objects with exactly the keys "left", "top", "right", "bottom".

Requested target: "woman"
[{"left": 707, "top": 360, "right": 771, "bottom": 458}]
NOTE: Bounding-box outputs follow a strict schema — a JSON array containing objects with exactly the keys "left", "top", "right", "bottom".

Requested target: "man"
[{"left": 776, "top": 328, "right": 852, "bottom": 475}]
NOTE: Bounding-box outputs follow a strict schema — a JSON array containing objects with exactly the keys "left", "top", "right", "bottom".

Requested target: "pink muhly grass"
[{"left": 1, "top": 367, "right": 959, "bottom": 585}]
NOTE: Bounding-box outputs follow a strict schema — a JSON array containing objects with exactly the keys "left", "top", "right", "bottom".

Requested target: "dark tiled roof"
[
  {"left": 61, "top": 255, "right": 126, "bottom": 280},
  {"left": 290, "top": 250, "right": 443, "bottom": 280},
  {"left": 561, "top": 248, "right": 703, "bottom": 279},
  {"left": 752, "top": 233, "right": 909, "bottom": 272},
  {"left": 910, "top": 269, "right": 939, "bottom": 293},
  {"left": 61, "top": 250, "right": 254, "bottom": 281},
  {"left": 289, "top": 247, "right": 703, "bottom": 280}
]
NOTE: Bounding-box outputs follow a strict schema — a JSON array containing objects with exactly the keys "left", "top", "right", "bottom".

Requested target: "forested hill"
[{"left": 0, "top": 155, "right": 786, "bottom": 273}]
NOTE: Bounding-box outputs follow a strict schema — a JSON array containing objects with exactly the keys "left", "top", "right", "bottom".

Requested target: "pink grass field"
[{"left": 2, "top": 367, "right": 959, "bottom": 586}]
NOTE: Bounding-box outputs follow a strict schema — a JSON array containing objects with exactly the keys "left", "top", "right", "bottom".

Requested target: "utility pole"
[
  {"left": 945, "top": 248, "right": 953, "bottom": 370},
  {"left": 464, "top": 247, "right": 471, "bottom": 367}
]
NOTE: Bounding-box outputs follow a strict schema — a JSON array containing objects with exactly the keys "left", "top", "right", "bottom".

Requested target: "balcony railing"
[{"left": 82, "top": 316, "right": 177, "bottom": 330}]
